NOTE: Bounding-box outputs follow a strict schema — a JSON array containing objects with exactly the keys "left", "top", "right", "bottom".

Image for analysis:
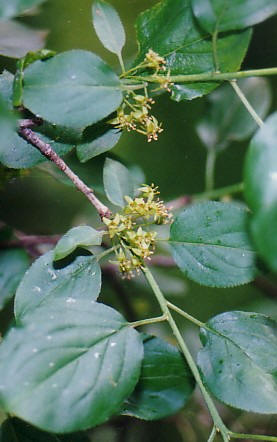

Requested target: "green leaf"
[
  {"left": 197, "top": 311, "right": 277, "bottom": 413},
  {"left": 0, "top": 72, "right": 74, "bottom": 169},
  {"left": 0, "top": 0, "right": 45, "bottom": 20},
  {"left": 121, "top": 335, "right": 195, "bottom": 420},
  {"left": 15, "top": 250, "right": 102, "bottom": 322},
  {"left": 244, "top": 112, "right": 277, "bottom": 213},
  {"left": 191, "top": 0, "right": 277, "bottom": 34},
  {"left": 92, "top": 0, "right": 125, "bottom": 56},
  {"left": 0, "top": 21, "right": 46, "bottom": 58},
  {"left": 0, "top": 418, "right": 60, "bottom": 442},
  {"left": 135, "top": 0, "right": 252, "bottom": 100},
  {"left": 169, "top": 201, "right": 257, "bottom": 288},
  {"left": 22, "top": 50, "right": 123, "bottom": 131},
  {"left": 0, "top": 298, "right": 143, "bottom": 433},
  {"left": 103, "top": 157, "right": 134, "bottom": 207},
  {"left": 0, "top": 249, "right": 29, "bottom": 310},
  {"left": 251, "top": 204, "right": 277, "bottom": 272},
  {"left": 197, "top": 78, "right": 271, "bottom": 151},
  {"left": 54, "top": 226, "right": 104, "bottom": 261},
  {"left": 76, "top": 124, "right": 121, "bottom": 162}
]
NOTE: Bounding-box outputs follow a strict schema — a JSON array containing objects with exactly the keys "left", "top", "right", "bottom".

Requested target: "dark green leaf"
[
  {"left": 197, "top": 78, "right": 271, "bottom": 151},
  {"left": 0, "top": 72, "right": 74, "bottom": 169},
  {"left": 136, "top": 0, "right": 252, "bottom": 100},
  {"left": 0, "top": 249, "right": 29, "bottom": 310},
  {"left": 0, "top": 21, "right": 46, "bottom": 58},
  {"left": 244, "top": 112, "right": 277, "bottom": 213},
  {"left": 0, "top": 418, "right": 60, "bottom": 442},
  {"left": 0, "top": 0, "right": 45, "bottom": 20},
  {"left": 169, "top": 202, "right": 257, "bottom": 288},
  {"left": 92, "top": 0, "right": 125, "bottom": 56},
  {"left": 103, "top": 157, "right": 134, "bottom": 207},
  {"left": 121, "top": 335, "right": 195, "bottom": 420},
  {"left": 15, "top": 250, "right": 102, "bottom": 322},
  {"left": 191, "top": 0, "right": 277, "bottom": 34},
  {"left": 251, "top": 204, "right": 277, "bottom": 272},
  {"left": 0, "top": 299, "right": 143, "bottom": 433},
  {"left": 198, "top": 311, "right": 277, "bottom": 413},
  {"left": 22, "top": 50, "right": 123, "bottom": 130},
  {"left": 54, "top": 226, "right": 104, "bottom": 261},
  {"left": 76, "top": 124, "right": 121, "bottom": 162}
]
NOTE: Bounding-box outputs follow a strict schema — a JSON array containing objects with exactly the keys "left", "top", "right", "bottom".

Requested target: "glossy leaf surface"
[
  {"left": 0, "top": 21, "right": 46, "bottom": 58},
  {"left": 92, "top": 0, "right": 125, "bottom": 56},
  {"left": 170, "top": 202, "right": 257, "bottom": 287},
  {"left": 198, "top": 311, "right": 277, "bottom": 413},
  {"left": 15, "top": 250, "right": 101, "bottom": 322},
  {"left": 22, "top": 50, "right": 123, "bottom": 130},
  {"left": 122, "top": 335, "right": 195, "bottom": 420},
  {"left": 0, "top": 249, "right": 29, "bottom": 309},
  {"left": 0, "top": 299, "right": 143, "bottom": 433},
  {"left": 191, "top": 0, "right": 277, "bottom": 33},
  {"left": 103, "top": 157, "right": 134, "bottom": 207},
  {"left": 244, "top": 112, "right": 277, "bottom": 213},
  {"left": 0, "top": 0, "right": 45, "bottom": 20},
  {"left": 54, "top": 226, "right": 104, "bottom": 261},
  {"left": 136, "top": 0, "right": 252, "bottom": 100},
  {"left": 197, "top": 78, "right": 271, "bottom": 151}
]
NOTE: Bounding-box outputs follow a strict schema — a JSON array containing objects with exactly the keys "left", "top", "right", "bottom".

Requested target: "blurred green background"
[{"left": 0, "top": 1, "right": 277, "bottom": 440}]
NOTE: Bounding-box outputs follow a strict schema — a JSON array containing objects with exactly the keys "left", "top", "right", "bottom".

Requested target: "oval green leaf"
[
  {"left": 121, "top": 335, "right": 195, "bottom": 420},
  {"left": 191, "top": 0, "right": 277, "bottom": 34},
  {"left": 0, "top": 249, "right": 29, "bottom": 310},
  {"left": 103, "top": 157, "right": 134, "bottom": 207},
  {"left": 54, "top": 226, "right": 104, "bottom": 261},
  {"left": 169, "top": 201, "right": 257, "bottom": 288},
  {"left": 136, "top": 0, "right": 252, "bottom": 100},
  {"left": 92, "top": 0, "right": 125, "bottom": 56},
  {"left": 22, "top": 50, "right": 123, "bottom": 130},
  {"left": 15, "top": 250, "right": 102, "bottom": 322},
  {"left": 244, "top": 112, "right": 277, "bottom": 213},
  {"left": 0, "top": 299, "right": 143, "bottom": 433},
  {"left": 198, "top": 311, "right": 277, "bottom": 414}
]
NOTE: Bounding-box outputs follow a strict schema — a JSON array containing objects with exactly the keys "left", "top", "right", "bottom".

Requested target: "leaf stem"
[
  {"left": 19, "top": 125, "right": 111, "bottom": 219},
  {"left": 129, "top": 314, "right": 167, "bottom": 328},
  {"left": 167, "top": 301, "right": 205, "bottom": 328},
  {"left": 118, "top": 52, "right": 126, "bottom": 74},
  {"left": 229, "top": 431, "right": 277, "bottom": 441},
  {"left": 229, "top": 80, "right": 264, "bottom": 128},
  {"left": 208, "top": 426, "right": 217, "bottom": 442},
  {"left": 142, "top": 266, "right": 230, "bottom": 442},
  {"left": 205, "top": 148, "right": 217, "bottom": 192},
  {"left": 96, "top": 245, "right": 119, "bottom": 261},
  {"left": 128, "top": 67, "right": 277, "bottom": 84},
  {"left": 212, "top": 29, "right": 220, "bottom": 72}
]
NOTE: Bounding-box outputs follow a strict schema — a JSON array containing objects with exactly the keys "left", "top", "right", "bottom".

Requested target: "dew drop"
[
  {"left": 66, "top": 297, "right": 76, "bottom": 304},
  {"left": 33, "top": 286, "right": 41, "bottom": 293},
  {"left": 110, "top": 342, "right": 117, "bottom": 347},
  {"left": 46, "top": 335, "right": 52, "bottom": 340},
  {"left": 32, "top": 348, "right": 38, "bottom": 353},
  {"left": 48, "top": 269, "right": 57, "bottom": 280},
  {"left": 49, "top": 362, "right": 55, "bottom": 367},
  {"left": 94, "top": 352, "right": 100, "bottom": 358}
]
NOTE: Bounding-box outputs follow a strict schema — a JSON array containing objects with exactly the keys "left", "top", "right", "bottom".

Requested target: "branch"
[
  {"left": 127, "top": 67, "right": 277, "bottom": 84},
  {"left": 18, "top": 124, "right": 111, "bottom": 219}
]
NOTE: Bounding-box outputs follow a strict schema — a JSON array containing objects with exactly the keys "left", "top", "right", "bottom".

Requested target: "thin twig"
[
  {"left": 18, "top": 125, "right": 111, "bottom": 218},
  {"left": 230, "top": 80, "right": 264, "bottom": 128}
]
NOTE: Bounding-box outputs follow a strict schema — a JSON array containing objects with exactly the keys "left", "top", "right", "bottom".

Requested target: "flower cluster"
[
  {"left": 144, "top": 49, "right": 166, "bottom": 72},
  {"left": 109, "top": 94, "right": 163, "bottom": 142},
  {"left": 103, "top": 184, "right": 172, "bottom": 278}
]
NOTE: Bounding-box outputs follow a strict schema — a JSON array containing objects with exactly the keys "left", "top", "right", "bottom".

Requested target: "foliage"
[{"left": 0, "top": 0, "right": 277, "bottom": 441}]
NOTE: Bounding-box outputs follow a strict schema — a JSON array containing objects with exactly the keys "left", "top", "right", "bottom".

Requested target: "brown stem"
[
  {"left": 18, "top": 126, "right": 111, "bottom": 219},
  {"left": 166, "top": 195, "right": 192, "bottom": 210}
]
